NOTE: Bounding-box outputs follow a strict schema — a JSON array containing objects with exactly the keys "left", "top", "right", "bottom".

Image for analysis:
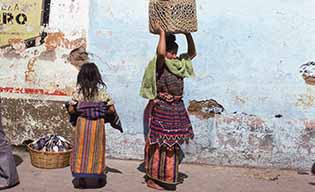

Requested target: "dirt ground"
[{"left": 3, "top": 149, "right": 315, "bottom": 192}]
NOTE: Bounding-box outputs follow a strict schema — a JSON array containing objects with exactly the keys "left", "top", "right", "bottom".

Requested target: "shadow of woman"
[
  {"left": 137, "top": 161, "right": 189, "bottom": 184},
  {"left": 137, "top": 162, "right": 145, "bottom": 173},
  {"left": 13, "top": 154, "right": 23, "bottom": 167},
  {"left": 178, "top": 172, "right": 188, "bottom": 184},
  {"left": 72, "top": 175, "right": 107, "bottom": 189},
  {"left": 105, "top": 166, "right": 123, "bottom": 174}
]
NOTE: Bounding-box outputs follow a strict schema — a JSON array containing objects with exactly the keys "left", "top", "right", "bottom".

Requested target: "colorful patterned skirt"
[
  {"left": 145, "top": 99, "right": 194, "bottom": 147},
  {"left": 145, "top": 141, "right": 180, "bottom": 185},
  {"left": 71, "top": 117, "right": 106, "bottom": 177}
]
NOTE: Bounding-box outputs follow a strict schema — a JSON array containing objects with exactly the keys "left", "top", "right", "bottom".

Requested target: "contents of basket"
[
  {"left": 30, "top": 134, "right": 72, "bottom": 152},
  {"left": 28, "top": 135, "right": 72, "bottom": 169},
  {"left": 149, "top": 0, "right": 197, "bottom": 34},
  {"left": 300, "top": 61, "right": 315, "bottom": 85}
]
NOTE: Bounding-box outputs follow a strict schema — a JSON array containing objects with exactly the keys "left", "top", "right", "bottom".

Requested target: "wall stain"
[
  {"left": 68, "top": 46, "right": 89, "bottom": 70},
  {"left": 24, "top": 57, "right": 38, "bottom": 82},
  {"left": 1, "top": 32, "right": 86, "bottom": 61},
  {"left": 235, "top": 95, "right": 246, "bottom": 105},
  {"left": 1, "top": 98, "right": 72, "bottom": 145},
  {"left": 188, "top": 99, "right": 224, "bottom": 119},
  {"left": 38, "top": 50, "right": 57, "bottom": 61},
  {"left": 8, "top": 38, "right": 26, "bottom": 54},
  {"left": 44, "top": 32, "right": 86, "bottom": 51},
  {"left": 246, "top": 117, "right": 266, "bottom": 131},
  {"left": 304, "top": 120, "right": 315, "bottom": 130},
  {"left": 1, "top": 38, "right": 26, "bottom": 58},
  {"left": 296, "top": 94, "right": 315, "bottom": 109},
  {"left": 300, "top": 61, "right": 315, "bottom": 85}
]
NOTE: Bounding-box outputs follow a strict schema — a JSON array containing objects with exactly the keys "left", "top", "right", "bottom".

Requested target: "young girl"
[{"left": 68, "top": 62, "right": 122, "bottom": 188}]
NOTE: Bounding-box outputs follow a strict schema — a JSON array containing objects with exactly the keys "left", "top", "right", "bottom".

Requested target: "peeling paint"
[
  {"left": 235, "top": 96, "right": 247, "bottom": 105},
  {"left": 24, "top": 57, "right": 37, "bottom": 82},
  {"left": 188, "top": 99, "right": 224, "bottom": 119},
  {"left": 296, "top": 93, "right": 315, "bottom": 109},
  {"left": 68, "top": 46, "right": 88, "bottom": 70},
  {"left": 0, "top": 0, "right": 88, "bottom": 100},
  {"left": 304, "top": 120, "right": 315, "bottom": 130},
  {"left": 300, "top": 61, "right": 315, "bottom": 85},
  {"left": 44, "top": 32, "right": 86, "bottom": 51},
  {"left": 246, "top": 117, "right": 266, "bottom": 131},
  {"left": 38, "top": 50, "right": 57, "bottom": 61}
]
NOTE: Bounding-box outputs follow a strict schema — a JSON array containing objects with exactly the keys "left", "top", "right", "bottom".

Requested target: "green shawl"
[{"left": 140, "top": 56, "right": 195, "bottom": 99}]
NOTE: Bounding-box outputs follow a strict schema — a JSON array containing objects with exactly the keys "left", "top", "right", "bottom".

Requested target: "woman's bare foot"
[{"left": 146, "top": 179, "right": 164, "bottom": 190}]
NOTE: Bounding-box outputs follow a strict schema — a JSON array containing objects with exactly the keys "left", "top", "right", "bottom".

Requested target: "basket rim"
[{"left": 27, "top": 143, "right": 72, "bottom": 154}]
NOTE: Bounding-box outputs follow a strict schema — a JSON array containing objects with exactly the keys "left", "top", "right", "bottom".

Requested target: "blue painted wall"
[{"left": 88, "top": 0, "right": 315, "bottom": 169}]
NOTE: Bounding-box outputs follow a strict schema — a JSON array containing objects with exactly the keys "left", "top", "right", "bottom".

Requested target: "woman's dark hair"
[
  {"left": 77, "top": 62, "right": 106, "bottom": 99},
  {"left": 166, "top": 34, "right": 178, "bottom": 53}
]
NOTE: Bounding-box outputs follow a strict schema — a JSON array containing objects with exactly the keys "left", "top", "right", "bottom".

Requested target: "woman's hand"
[
  {"left": 152, "top": 21, "right": 164, "bottom": 34},
  {"left": 153, "top": 98, "right": 160, "bottom": 104}
]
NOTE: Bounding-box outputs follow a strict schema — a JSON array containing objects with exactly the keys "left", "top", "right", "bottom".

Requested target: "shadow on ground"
[
  {"left": 105, "top": 166, "right": 123, "bottom": 174},
  {"left": 13, "top": 155, "right": 23, "bottom": 167},
  {"left": 71, "top": 166, "right": 122, "bottom": 189},
  {"left": 137, "top": 162, "right": 189, "bottom": 184},
  {"left": 72, "top": 176, "right": 107, "bottom": 189}
]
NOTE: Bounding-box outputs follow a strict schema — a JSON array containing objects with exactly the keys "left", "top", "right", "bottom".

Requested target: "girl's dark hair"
[
  {"left": 166, "top": 34, "right": 178, "bottom": 53},
  {"left": 77, "top": 62, "right": 106, "bottom": 99}
]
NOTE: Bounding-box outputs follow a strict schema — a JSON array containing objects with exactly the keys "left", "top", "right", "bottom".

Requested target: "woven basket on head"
[
  {"left": 149, "top": 0, "right": 198, "bottom": 34},
  {"left": 28, "top": 144, "right": 72, "bottom": 169}
]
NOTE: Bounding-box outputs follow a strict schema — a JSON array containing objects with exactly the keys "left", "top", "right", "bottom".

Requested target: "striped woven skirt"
[
  {"left": 145, "top": 141, "right": 180, "bottom": 184},
  {"left": 71, "top": 117, "right": 106, "bottom": 177}
]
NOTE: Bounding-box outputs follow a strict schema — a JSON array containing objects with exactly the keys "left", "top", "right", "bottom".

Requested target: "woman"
[
  {"left": 0, "top": 100, "right": 19, "bottom": 189},
  {"left": 140, "top": 23, "right": 196, "bottom": 190},
  {"left": 68, "top": 62, "right": 122, "bottom": 188}
]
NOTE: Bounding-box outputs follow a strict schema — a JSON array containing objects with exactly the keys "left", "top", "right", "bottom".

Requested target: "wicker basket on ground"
[
  {"left": 149, "top": 0, "right": 198, "bottom": 34},
  {"left": 28, "top": 144, "right": 72, "bottom": 169}
]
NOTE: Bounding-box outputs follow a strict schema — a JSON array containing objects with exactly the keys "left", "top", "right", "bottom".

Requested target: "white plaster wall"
[
  {"left": 48, "top": 0, "right": 89, "bottom": 37},
  {"left": 0, "top": 0, "right": 89, "bottom": 100}
]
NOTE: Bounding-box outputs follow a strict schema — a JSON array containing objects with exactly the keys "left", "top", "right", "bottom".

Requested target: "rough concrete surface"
[
  {"left": 3, "top": 97, "right": 315, "bottom": 170},
  {"left": 3, "top": 149, "right": 315, "bottom": 192}
]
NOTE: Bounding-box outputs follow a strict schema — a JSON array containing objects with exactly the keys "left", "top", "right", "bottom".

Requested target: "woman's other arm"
[
  {"left": 185, "top": 33, "right": 197, "bottom": 60},
  {"left": 152, "top": 22, "right": 166, "bottom": 71}
]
